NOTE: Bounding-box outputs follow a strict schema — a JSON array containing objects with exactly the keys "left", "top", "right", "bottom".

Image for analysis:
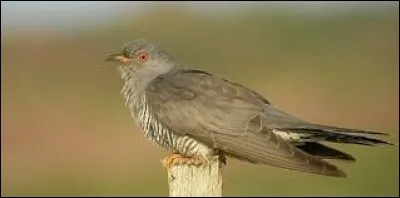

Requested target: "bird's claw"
[{"left": 161, "top": 153, "right": 205, "bottom": 168}]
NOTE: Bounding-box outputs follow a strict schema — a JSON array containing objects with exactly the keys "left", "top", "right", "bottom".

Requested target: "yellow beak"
[{"left": 105, "top": 53, "right": 131, "bottom": 63}]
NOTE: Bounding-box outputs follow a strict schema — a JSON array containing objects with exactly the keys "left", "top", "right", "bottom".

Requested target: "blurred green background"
[{"left": 1, "top": 1, "right": 399, "bottom": 197}]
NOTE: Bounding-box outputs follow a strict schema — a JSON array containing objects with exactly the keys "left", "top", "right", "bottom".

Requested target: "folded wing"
[{"left": 146, "top": 69, "right": 347, "bottom": 177}]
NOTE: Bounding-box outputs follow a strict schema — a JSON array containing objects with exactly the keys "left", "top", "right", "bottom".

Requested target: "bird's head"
[{"left": 106, "top": 39, "right": 178, "bottom": 73}]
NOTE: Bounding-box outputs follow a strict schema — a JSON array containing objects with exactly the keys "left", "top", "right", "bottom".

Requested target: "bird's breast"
[{"left": 124, "top": 91, "right": 213, "bottom": 158}]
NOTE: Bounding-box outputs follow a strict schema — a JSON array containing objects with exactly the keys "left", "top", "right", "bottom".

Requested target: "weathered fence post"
[{"left": 165, "top": 157, "right": 224, "bottom": 197}]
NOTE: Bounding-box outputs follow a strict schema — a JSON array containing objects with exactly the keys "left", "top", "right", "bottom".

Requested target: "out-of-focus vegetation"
[{"left": 1, "top": 2, "right": 399, "bottom": 196}]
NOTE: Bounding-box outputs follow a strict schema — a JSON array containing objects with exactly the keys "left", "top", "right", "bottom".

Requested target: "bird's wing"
[{"left": 146, "top": 69, "right": 346, "bottom": 177}]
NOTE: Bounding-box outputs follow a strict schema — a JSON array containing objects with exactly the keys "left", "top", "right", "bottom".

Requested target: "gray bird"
[{"left": 106, "top": 39, "right": 391, "bottom": 178}]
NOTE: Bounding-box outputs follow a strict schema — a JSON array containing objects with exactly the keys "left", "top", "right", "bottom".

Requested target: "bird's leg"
[
  {"left": 214, "top": 150, "right": 227, "bottom": 165},
  {"left": 162, "top": 153, "right": 206, "bottom": 168}
]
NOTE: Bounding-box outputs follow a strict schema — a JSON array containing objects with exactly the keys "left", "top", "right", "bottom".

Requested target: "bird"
[{"left": 106, "top": 39, "right": 392, "bottom": 178}]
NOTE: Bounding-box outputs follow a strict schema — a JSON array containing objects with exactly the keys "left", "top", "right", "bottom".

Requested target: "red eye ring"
[{"left": 137, "top": 52, "right": 149, "bottom": 62}]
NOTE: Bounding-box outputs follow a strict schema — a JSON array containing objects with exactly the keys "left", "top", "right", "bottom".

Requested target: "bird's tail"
[
  {"left": 282, "top": 124, "right": 393, "bottom": 146},
  {"left": 296, "top": 142, "right": 356, "bottom": 161}
]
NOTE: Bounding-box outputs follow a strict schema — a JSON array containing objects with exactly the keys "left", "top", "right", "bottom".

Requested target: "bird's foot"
[
  {"left": 213, "top": 149, "right": 227, "bottom": 165},
  {"left": 161, "top": 153, "right": 206, "bottom": 168}
]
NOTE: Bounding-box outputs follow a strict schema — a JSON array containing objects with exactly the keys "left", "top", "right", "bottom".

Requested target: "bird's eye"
[{"left": 137, "top": 52, "right": 149, "bottom": 62}]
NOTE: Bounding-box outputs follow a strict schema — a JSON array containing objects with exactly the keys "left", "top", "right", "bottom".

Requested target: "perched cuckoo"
[{"left": 106, "top": 39, "right": 391, "bottom": 178}]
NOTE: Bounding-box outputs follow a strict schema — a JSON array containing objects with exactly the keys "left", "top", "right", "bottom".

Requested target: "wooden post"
[{"left": 166, "top": 157, "right": 224, "bottom": 197}]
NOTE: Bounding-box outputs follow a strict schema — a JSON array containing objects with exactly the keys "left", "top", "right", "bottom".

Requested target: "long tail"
[
  {"left": 296, "top": 142, "right": 356, "bottom": 161},
  {"left": 281, "top": 124, "right": 393, "bottom": 146}
]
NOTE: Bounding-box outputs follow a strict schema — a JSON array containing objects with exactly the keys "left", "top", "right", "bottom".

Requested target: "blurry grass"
[{"left": 1, "top": 4, "right": 399, "bottom": 197}]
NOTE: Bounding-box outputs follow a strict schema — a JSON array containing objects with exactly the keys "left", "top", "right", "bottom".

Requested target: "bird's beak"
[{"left": 105, "top": 53, "right": 130, "bottom": 63}]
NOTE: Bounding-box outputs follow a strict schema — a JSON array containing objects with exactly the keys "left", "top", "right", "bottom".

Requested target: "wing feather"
[{"left": 146, "top": 69, "right": 345, "bottom": 177}]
